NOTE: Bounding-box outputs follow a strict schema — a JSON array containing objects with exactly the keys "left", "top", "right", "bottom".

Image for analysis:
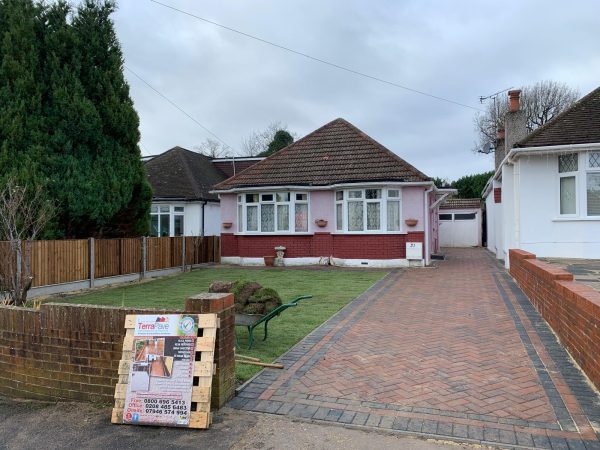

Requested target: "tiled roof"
[
  {"left": 440, "top": 198, "right": 481, "bottom": 209},
  {"left": 214, "top": 118, "right": 430, "bottom": 190},
  {"left": 212, "top": 158, "right": 263, "bottom": 178},
  {"left": 145, "top": 147, "right": 227, "bottom": 201},
  {"left": 516, "top": 87, "right": 600, "bottom": 148}
]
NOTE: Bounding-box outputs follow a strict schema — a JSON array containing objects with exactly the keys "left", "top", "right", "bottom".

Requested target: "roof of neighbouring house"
[
  {"left": 515, "top": 86, "right": 600, "bottom": 148},
  {"left": 440, "top": 198, "right": 482, "bottom": 210},
  {"left": 211, "top": 157, "right": 265, "bottom": 178},
  {"left": 213, "top": 118, "right": 431, "bottom": 191},
  {"left": 145, "top": 146, "right": 228, "bottom": 201}
]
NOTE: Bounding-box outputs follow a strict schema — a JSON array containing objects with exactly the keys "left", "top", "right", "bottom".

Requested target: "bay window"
[
  {"left": 587, "top": 152, "right": 600, "bottom": 216},
  {"left": 335, "top": 188, "right": 402, "bottom": 232},
  {"left": 237, "top": 192, "right": 308, "bottom": 233}
]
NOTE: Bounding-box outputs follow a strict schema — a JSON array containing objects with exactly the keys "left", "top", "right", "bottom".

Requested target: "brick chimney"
[{"left": 499, "top": 89, "right": 527, "bottom": 168}]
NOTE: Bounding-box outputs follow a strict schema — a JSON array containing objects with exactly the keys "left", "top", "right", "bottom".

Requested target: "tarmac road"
[{"left": 0, "top": 397, "right": 486, "bottom": 450}]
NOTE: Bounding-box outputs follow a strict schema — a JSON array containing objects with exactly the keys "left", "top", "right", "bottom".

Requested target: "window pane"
[
  {"left": 388, "top": 189, "right": 399, "bottom": 198},
  {"left": 558, "top": 153, "right": 578, "bottom": 173},
  {"left": 336, "top": 203, "right": 343, "bottom": 230},
  {"left": 335, "top": 191, "right": 343, "bottom": 201},
  {"left": 238, "top": 205, "right": 243, "bottom": 232},
  {"left": 388, "top": 201, "right": 401, "bottom": 230},
  {"left": 277, "top": 204, "right": 289, "bottom": 230},
  {"left": 349, "top": 190, "right": 362, "bottom": 199},
  {"left": 455, "top": 213, "right": 476, "bottom": 220},
  {"left": 295, "top": 203, "right": 308, "bottom": 232},
  {"left": 587, "top": 173, "right": 600, "bottom": 216},
  {"left": 150, "top": 215, "right": 159, "bottom": 236},
  {"left": 174, "top": 215, "right": 184, "bottom": 236},
  {"left": 261, "top": 193, "right": 274, "bottom": 202},
  {"left": 560, "top": 176, "right": 576, "bottom": 214},
  {"left": 246, "top": 205, "right": 258, "bottom": 231},
  {"left": 160, "top": 214, "right": 170, "bottom": 236},
  {"left": 261, "top": 204, "right": 275, "bottom": 232},
  {"left": 439, "top": 213, "right": 452, "bottom": 221},
  {"left": 159, "top": 205, "right": 169, "bottom": 213},
  {"left": 295, "top": 193, "right": 307, "bottom": 201},
  {"left": 366, "top": 189, "right": 381, "bottom": 199},
  {"left": 348, "top": 202, "right": 363, "bottom": 231},
  {"left": 246, "top": 194, "right": 258, "bottom": 203},
  {"left": 174, "top": 206, "right": 184, "bottom": 212},
  {"left": 589, "top": 152, "right": 600, "bottom": 168},
  {"left": 151, "top": 205, "right": 158, "bottom": 213},
  {"left": 276, "top": 192, "right": 290, "bottom": 202},
  {"left": 367, "top": 202, "right": 380, "bottom": 230}
]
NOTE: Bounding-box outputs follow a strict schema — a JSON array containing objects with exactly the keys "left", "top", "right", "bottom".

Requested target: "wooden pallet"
[{"left": 111, "top": 313, "right": 218, "bottom": 429}]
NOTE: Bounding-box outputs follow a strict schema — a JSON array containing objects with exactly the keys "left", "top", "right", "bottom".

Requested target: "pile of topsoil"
[{"left": 208, "top": 281, "right": 282, "bottom": 315}]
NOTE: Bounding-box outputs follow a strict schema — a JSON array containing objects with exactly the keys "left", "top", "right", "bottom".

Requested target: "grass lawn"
[{"left": 60, "top": 266, "right": 387, "bottom": 382}]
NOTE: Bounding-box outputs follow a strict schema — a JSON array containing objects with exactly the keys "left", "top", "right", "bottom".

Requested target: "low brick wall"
[
  {"left": 509, "top": 249, "right": 600, "bottom": 389},
  {"left": 0, "top": 295, "right": 235, "bottom": 407}
]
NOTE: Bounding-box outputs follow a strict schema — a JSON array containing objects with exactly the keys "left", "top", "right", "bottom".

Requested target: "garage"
[{"left": 438, "top": 198, "right": 482, "bottom": 247}]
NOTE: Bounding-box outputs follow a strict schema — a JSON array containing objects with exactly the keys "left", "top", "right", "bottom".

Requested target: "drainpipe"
[
  {"left": 201, "top": 200, "right": 207, "bottom": 237},
  {"left": 423, "top": 186, "right": 435, "bottom": 266}
]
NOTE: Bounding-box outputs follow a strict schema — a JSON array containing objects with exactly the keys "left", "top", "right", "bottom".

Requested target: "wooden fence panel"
[
  {"left": 29, "top": 240, "right": 89, "bottom": 287},
  {"left": 2, "top": 235, "right": 220, "bottom": 290},
  {"left": 95, "top": 238, "right": 142, "bottom": 278}
]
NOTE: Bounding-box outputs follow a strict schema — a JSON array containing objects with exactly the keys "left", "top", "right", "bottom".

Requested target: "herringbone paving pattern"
[{"left": 231, "top": 249, "right": 600, "bottom": 449}]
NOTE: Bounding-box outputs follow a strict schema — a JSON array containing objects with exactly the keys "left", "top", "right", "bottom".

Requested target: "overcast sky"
[{"left": 113, "top": 0, "right": 600, "bottom": 181}]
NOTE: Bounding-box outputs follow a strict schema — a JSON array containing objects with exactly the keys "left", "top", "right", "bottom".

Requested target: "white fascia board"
[{"left": 211, "top": 181, "right": 434, "bottom": 194}]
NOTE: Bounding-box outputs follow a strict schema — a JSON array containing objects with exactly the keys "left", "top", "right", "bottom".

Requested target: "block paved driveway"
[{"left": 231, "top": 248, "right": 600, "bottom": 449}]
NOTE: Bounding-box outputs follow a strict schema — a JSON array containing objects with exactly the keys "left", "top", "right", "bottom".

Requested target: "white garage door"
[{"left": 439, "top": 211, "right": 480, "bottom": 247}]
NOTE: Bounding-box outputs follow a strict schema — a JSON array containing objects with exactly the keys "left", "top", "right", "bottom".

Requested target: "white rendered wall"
[
  {"left": 516, "top": 155, "right": 600, "bottom": 259},
  {"left": 485, "top": 193, "right": 495, "bottom": 255}
]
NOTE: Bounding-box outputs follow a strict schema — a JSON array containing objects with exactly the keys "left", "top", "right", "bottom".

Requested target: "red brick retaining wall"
[
  {"left": 509, "top": 249, "right": 600, "bottom": 390},
  {"left": 221, "top": 232, "right": 425, "bottom": 259},
  {"left": 0, "top": 296, "right": 235, "bottom": 407}
]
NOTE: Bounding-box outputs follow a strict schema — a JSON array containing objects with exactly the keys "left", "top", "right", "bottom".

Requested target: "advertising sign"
[{"left": 122, "top": 314, "right": 198, "bottom": 427}]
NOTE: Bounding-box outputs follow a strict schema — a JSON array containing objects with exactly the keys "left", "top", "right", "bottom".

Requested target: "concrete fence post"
[
  {"left": 89, "top": 238, "right": 95, "bottom": 288},
  {"left": 15, "top": 239, "right": 22, "bottom": 286},
  {"left": 184, "top": 292, "right": 236, "bottom": 409}
]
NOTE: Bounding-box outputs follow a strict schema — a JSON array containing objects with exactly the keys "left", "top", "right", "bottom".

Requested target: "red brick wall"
[
  {"left": 0, "top": 300, "right": 235, "bottom": 407},
  {"left": 221, "top": 232, "right": 425, "bottom": 260},
  {"left": 509, "top": 249, "right": 600, "bottom": 390},
  {"left": 494, "top": 187, "right": 502, "bottom": 203}
]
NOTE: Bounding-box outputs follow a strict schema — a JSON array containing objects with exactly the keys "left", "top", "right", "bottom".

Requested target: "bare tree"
[
  {"left": 474, "top": 80, "right": 579, "bottom": 153},
  {"left": 194, "top": 138, "right": 229, "bottom": 158},
  {"left": 0, "top": 178, "right": 53, "bottom": 306},
  {"left": 240, "top": 121, "right": 296, "bottom": 156}
]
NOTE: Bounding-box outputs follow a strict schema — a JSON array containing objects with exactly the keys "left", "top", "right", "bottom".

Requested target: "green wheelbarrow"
[{"left": 235, "top": 295, "right": 312, "bottom": 349}]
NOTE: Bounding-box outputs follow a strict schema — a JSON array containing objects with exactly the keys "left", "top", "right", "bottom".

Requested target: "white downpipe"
[{"left": 424, "top": 186, "right": 434, "bottom": 266}]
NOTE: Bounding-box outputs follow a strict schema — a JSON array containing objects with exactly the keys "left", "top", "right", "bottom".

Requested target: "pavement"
[
  {"left": 232, "top": 248, "right": 600, "bottom": 449},
  {"left": 0, "top": 397, "right": 481, "bottom": 450},
  {"left": 541, "top": 258, "right": 600, "bottom": 293}
]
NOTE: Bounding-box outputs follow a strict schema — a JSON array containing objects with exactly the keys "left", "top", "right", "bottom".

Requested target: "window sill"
[
  {"left": 552, "top": 217, "right": 600, "bottom": 222},
  {"left": 332, "top": 231, "right": 408, "bottom": 235},
  {"left": 234, "top": 232, "right": 314, "bottom": 236}
]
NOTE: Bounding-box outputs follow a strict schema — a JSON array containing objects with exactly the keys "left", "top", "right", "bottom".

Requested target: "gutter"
[
  {"left": 211, "top": 181, "right": 435, "bottom": 195},
  {"left": 482, "top": 142, "right": 600, "bottom": 198}
]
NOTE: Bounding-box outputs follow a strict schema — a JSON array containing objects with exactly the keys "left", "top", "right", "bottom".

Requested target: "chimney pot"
[{"left": 508, "top": 89, "right": 522, "bottom": 112}]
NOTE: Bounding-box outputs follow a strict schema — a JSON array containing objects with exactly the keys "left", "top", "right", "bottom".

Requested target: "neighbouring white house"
[
  {"left": 212, "top": 118, "right": 455, "bottom": 267},
  {"left": 483, "top": 87, "right": 600, "bottom": 265},
  {"left": 144, "top": 146, "right": 262, "bottom": 237}
]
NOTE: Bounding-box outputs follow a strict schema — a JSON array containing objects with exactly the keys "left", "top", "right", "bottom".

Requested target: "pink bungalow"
[{"left": 212, "top": 118, "right": 454, "bottom": 267}]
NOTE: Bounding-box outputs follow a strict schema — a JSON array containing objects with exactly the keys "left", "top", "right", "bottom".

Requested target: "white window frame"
[
  {"left": 586, "top": 151, "right": 600, "bottom": 217},
  {"left": 150, "top": 204, "right": 186, "bottom": 237},
  {"left": 557, "top": 153, "right": 579, "bottom": 217},
  {"left": 334, "top": 187, "right": 403, "bottom": 234},
  {"left": 236, "top": 191, "right": 310, "bottom": 234}
]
